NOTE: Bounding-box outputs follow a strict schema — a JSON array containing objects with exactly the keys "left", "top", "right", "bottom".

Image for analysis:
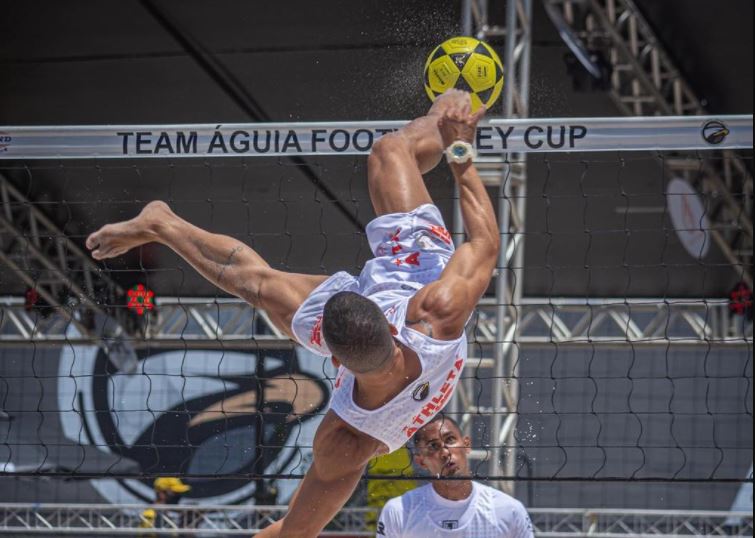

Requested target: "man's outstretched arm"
[
  {"left": 86, "top": 201, "right": 326, "bottom": 338},
  {"left": 408, "top": 103, "right": 499, "bottom": 340}
]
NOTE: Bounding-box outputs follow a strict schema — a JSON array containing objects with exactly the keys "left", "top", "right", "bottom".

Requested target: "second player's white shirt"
[{"left": 377, "top": 482, "right": 534, "bottom": 538}]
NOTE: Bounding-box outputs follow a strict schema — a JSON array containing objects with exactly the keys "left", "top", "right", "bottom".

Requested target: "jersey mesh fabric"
[
  {"left": 290, "top": 204, "right": 468, "bottom": 452},
  {"left": 330, "top": 299, "right": 466, "bottom": 452}
]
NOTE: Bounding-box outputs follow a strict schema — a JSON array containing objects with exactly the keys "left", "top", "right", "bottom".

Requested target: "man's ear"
[
  {"left": 331, "top": 356, "right": 341, "bottom": 369},
  {"left": 464, "top": 436, "right": 472, "bottom": 454},
  {"left": 413, "top": 451, "right": 426, "bottom": 470},
  {"left": 389, "top": 324, "right": 399, "bottom": 336}
]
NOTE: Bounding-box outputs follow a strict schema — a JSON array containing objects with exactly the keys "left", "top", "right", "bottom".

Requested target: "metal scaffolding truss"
[
  {"left": 0, "top": 504, "right": 751, "bottom": 536},
  {"left": 3, "top": 295, "right": 750, "bottom": 348},
  {"left": 0, "top": 173, "right": 129, "bottom": 340},
  {"left": 2, "top": 296, "right": 751, "bottom": 348},
  {"left": 544, "top": 0, "right": 753, "bottom": 288},
  {"left": 474, "top": 297, "right": 754, "bottom": 346},
  {"left": 0, "top": 296, "right": 290, "bottom": 349},
  {"left": 457, "top": 0, "right": 535, "bottom": 496},
  {"left": 530, "top": 509, "right": 754, "bottom": 537},
  {"left": 0, "top": 504, "right": 374, "bottom": 536}
]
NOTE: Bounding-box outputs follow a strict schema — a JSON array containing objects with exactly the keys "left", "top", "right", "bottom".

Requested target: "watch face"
[{"left": 453, "top": 145, "right": 468, "bottom": 157}]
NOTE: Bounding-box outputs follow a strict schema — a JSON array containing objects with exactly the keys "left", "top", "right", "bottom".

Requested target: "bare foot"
[{"left": 86, "top": 201, "right": 172, "bottom": 260}]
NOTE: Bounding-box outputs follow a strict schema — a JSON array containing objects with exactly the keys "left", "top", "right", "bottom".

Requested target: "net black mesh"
[{"left": 0, "top": 151, "right": 751, "bottom": 508}]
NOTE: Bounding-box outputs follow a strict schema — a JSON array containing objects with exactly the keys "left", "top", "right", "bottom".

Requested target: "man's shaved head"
[{"left": 322, "top": 291, "right": 395, "bottom": 373}]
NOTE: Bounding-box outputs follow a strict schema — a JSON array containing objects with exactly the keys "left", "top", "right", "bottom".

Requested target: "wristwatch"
[{"left": 445, "top": 141, "right": 477, "bottom": 164}]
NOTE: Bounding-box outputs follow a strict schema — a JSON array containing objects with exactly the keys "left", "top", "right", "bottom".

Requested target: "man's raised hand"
[{"left": 438, "top": 97, "right": 486, "bottom": 148}]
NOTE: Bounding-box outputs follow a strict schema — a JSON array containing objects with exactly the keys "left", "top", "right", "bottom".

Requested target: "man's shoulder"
[
  {"left": 406, "top": 278, "right": 470, "bottom": 341},
  {"left": 474, "top": 481, "right": 527, "bottom": 512},
  {"left": 383, "top": 484, "right": 431, "bottom": 513},
  {"left": 378, "top": 488, "right": 427, "bottom": 538},
  {"left": 475, "top": 483, "right": 534, "bottom": 535}
]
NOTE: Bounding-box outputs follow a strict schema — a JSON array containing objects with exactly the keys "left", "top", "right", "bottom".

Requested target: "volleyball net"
[{"left": 0, "top": 115, "right": 752, "bottom": 508}]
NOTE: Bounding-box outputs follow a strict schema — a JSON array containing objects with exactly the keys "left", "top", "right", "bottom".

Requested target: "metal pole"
[
  {"left": 462, "top": 0, "right": 474, "bottom": 36},
  {"left": 502, "top": 0, "right": 533, "bottom": 489},
  {"left": 449, "top": 0, "right": 476, "bottom": 426},
  {"left": 490, "top": 0, "right": 522, "bottom": 494}
]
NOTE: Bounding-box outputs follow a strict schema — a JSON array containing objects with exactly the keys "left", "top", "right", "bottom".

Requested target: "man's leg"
[
  {"left": 367, "top": 89, "right": 471, "bottom": 217},
  {"left": 86, "top": 201, "right": 326, "bottom": 339}
]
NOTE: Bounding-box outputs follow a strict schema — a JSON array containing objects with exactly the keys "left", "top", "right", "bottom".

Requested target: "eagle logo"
[
  {"left": 58, "top": 346, "right": 329, "bottom": 504},
  {"left": 412, "top": 382, "right": 430, "bottom": 402},
  {"left": 702, "top": 120, "right": 730, "bottom": 145}
]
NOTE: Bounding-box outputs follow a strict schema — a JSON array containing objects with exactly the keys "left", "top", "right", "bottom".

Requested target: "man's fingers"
[
  {"left": 85, "top": 232, "right": 99, "bottom": 250},
  {"left": 471, "top": 104, "right": 487, "bottom": 124},
  {"left": 460, "top": 99, "right": 471, "bottom": 117}
]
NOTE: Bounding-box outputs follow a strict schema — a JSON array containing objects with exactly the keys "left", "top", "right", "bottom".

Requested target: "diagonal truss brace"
[{"left": 0, "top": 173, "right": 127, "bottom": 343}]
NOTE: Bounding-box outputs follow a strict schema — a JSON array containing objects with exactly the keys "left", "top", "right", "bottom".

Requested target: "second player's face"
[{"left": 415, "top": 421, "right": 471, "bottom": 478}]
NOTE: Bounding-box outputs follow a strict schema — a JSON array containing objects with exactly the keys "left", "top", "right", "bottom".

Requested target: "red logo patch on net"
[{"left": 127, "top": 284, "right": 154, "bottom": 316}]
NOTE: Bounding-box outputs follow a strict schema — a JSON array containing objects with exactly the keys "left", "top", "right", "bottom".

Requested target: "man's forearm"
[{"left": 451, "top": 162, "right": 498, "bottom": 248}]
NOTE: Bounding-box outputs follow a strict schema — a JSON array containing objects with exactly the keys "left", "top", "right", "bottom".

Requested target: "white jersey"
[
  {"left": 377, "top": 482, "right": 534, "bottom": 538},
  {"left": 291, "top": 204, "right": 468, "bottom": 453}
]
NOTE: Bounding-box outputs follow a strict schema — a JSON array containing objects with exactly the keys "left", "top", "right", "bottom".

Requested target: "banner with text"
[{"left": 0, "top": 116, "right": 751, "bottom": 160}]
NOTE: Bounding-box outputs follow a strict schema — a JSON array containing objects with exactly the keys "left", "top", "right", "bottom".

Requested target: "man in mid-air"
[
  {"left": 377, "top": 415, "right": 534, "bottom": 537},
  {"left": 86, "top": 89, "right": 498, "bottom": 537}
]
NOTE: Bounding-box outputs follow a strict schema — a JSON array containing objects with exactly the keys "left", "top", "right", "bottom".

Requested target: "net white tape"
[{"left": 0, "top": 115, "right": 751, "bottom": 159}]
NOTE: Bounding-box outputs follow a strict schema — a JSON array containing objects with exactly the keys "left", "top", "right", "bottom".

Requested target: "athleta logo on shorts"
[{"left": 412, "top": 382, "right": 430, "bottom": 401}]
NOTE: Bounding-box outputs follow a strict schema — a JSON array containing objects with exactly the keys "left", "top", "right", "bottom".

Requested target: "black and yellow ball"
[{"left": 424, "top": 37, "right": 504, "bottom": 111}]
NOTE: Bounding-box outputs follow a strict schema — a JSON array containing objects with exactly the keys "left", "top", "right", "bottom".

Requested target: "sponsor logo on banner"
[
  {"left": 58, "top": 345, "right": 330, "bottom": 504},
  {"left": 702, "top": 120, "right": 730, "bottom": 145},
  {"left": 0, "top": 133, "right": 11, "bottom": 152}
]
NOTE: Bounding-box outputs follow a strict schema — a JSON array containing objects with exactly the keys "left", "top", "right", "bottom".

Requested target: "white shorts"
[{"left": 291, "top": 204, "right": 455, "bottom": 356}]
